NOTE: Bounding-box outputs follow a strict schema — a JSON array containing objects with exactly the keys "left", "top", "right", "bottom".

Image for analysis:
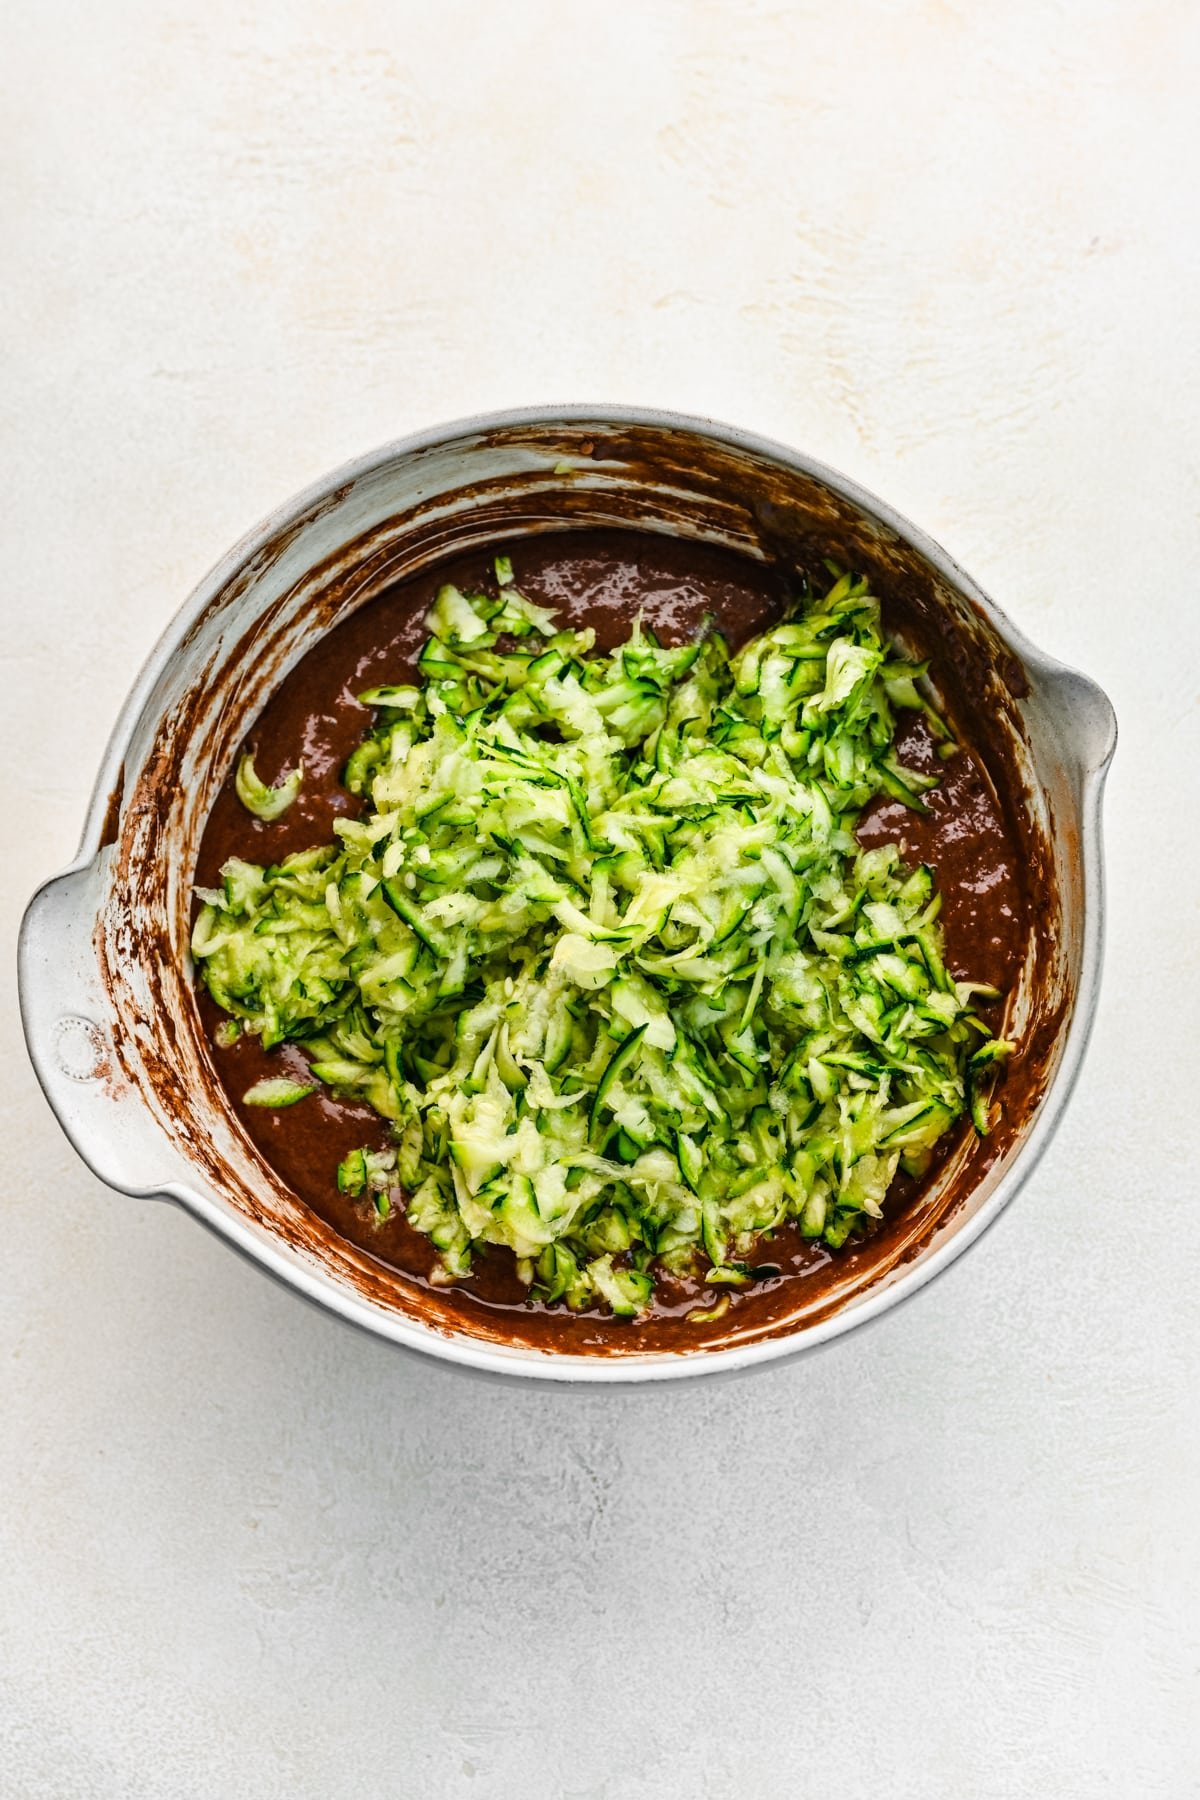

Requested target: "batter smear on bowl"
[{"left": 191, "top": 530, "right": 1029, "bottom": 1341}]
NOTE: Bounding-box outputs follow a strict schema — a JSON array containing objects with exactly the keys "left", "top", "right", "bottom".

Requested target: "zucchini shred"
[{"left": 192, "top": 560, "right": 1013, "bottom": 1320}]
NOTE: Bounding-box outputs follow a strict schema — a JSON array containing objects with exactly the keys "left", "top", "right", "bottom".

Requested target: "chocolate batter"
[{"left": 193, "top": 530, "right": 1029, "bottom": 1350}]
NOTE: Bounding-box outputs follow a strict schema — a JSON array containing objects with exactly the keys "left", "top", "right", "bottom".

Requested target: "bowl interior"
[{"left": 95, "top": 415, "right": 1076, "bottom": 1370}]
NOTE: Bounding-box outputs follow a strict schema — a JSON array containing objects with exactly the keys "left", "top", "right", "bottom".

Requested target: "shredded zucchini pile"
[{"left": 193, "top": 557, "right": 1010, "bottom": 1317}]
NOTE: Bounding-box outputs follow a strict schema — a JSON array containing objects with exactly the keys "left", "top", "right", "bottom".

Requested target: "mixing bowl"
[{"left": 18, "top": 407, "right": 1116, "bottom": 1380}]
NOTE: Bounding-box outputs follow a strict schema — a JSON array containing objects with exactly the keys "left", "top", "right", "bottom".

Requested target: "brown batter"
[{"left": 193, "top": 529, "right": 1029, "bottom": 1350}]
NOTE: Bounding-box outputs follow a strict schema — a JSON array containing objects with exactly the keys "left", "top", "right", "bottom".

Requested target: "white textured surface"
[{"left": 3, "top": 3, "right": 1198, "bottom": 1794}]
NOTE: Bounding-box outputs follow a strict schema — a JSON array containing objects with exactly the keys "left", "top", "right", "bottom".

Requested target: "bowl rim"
[{"left": 21, "top": 404, "right": 1117, "bottom": 1381}]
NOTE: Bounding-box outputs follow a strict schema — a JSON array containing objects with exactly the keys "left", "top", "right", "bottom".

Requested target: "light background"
[{"left": 3, "top": 3, "right": 1198, "bottom": 1795}]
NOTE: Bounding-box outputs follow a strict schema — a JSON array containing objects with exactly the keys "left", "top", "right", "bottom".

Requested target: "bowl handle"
[
  {"left": 1038, "top": 661, "right": 1118, "bottom": 788},
  {"left": 18, "top": 859, "right": 184, "bottom": 1199}
]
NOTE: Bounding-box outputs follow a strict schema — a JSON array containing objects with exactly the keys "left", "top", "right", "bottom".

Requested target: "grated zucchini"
[
  {"left": 242, "top": 1077, "right": 316, "bottom": 1107},
  {"left": 194, "top": 561, "right": 1011, "bottom": 1316},
  {"left": 235, "top": 753, "right": 304, "bottom": 821}
]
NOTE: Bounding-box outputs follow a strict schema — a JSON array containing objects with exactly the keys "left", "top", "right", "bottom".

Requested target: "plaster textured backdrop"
[{"left": 3, "top": 3, "right": 1198, "bottom": 1796}]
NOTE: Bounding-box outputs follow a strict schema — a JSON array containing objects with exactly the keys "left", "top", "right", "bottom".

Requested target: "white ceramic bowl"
[{"left": 19, "top": 408, "right": 1116, "bottom": 1381}]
